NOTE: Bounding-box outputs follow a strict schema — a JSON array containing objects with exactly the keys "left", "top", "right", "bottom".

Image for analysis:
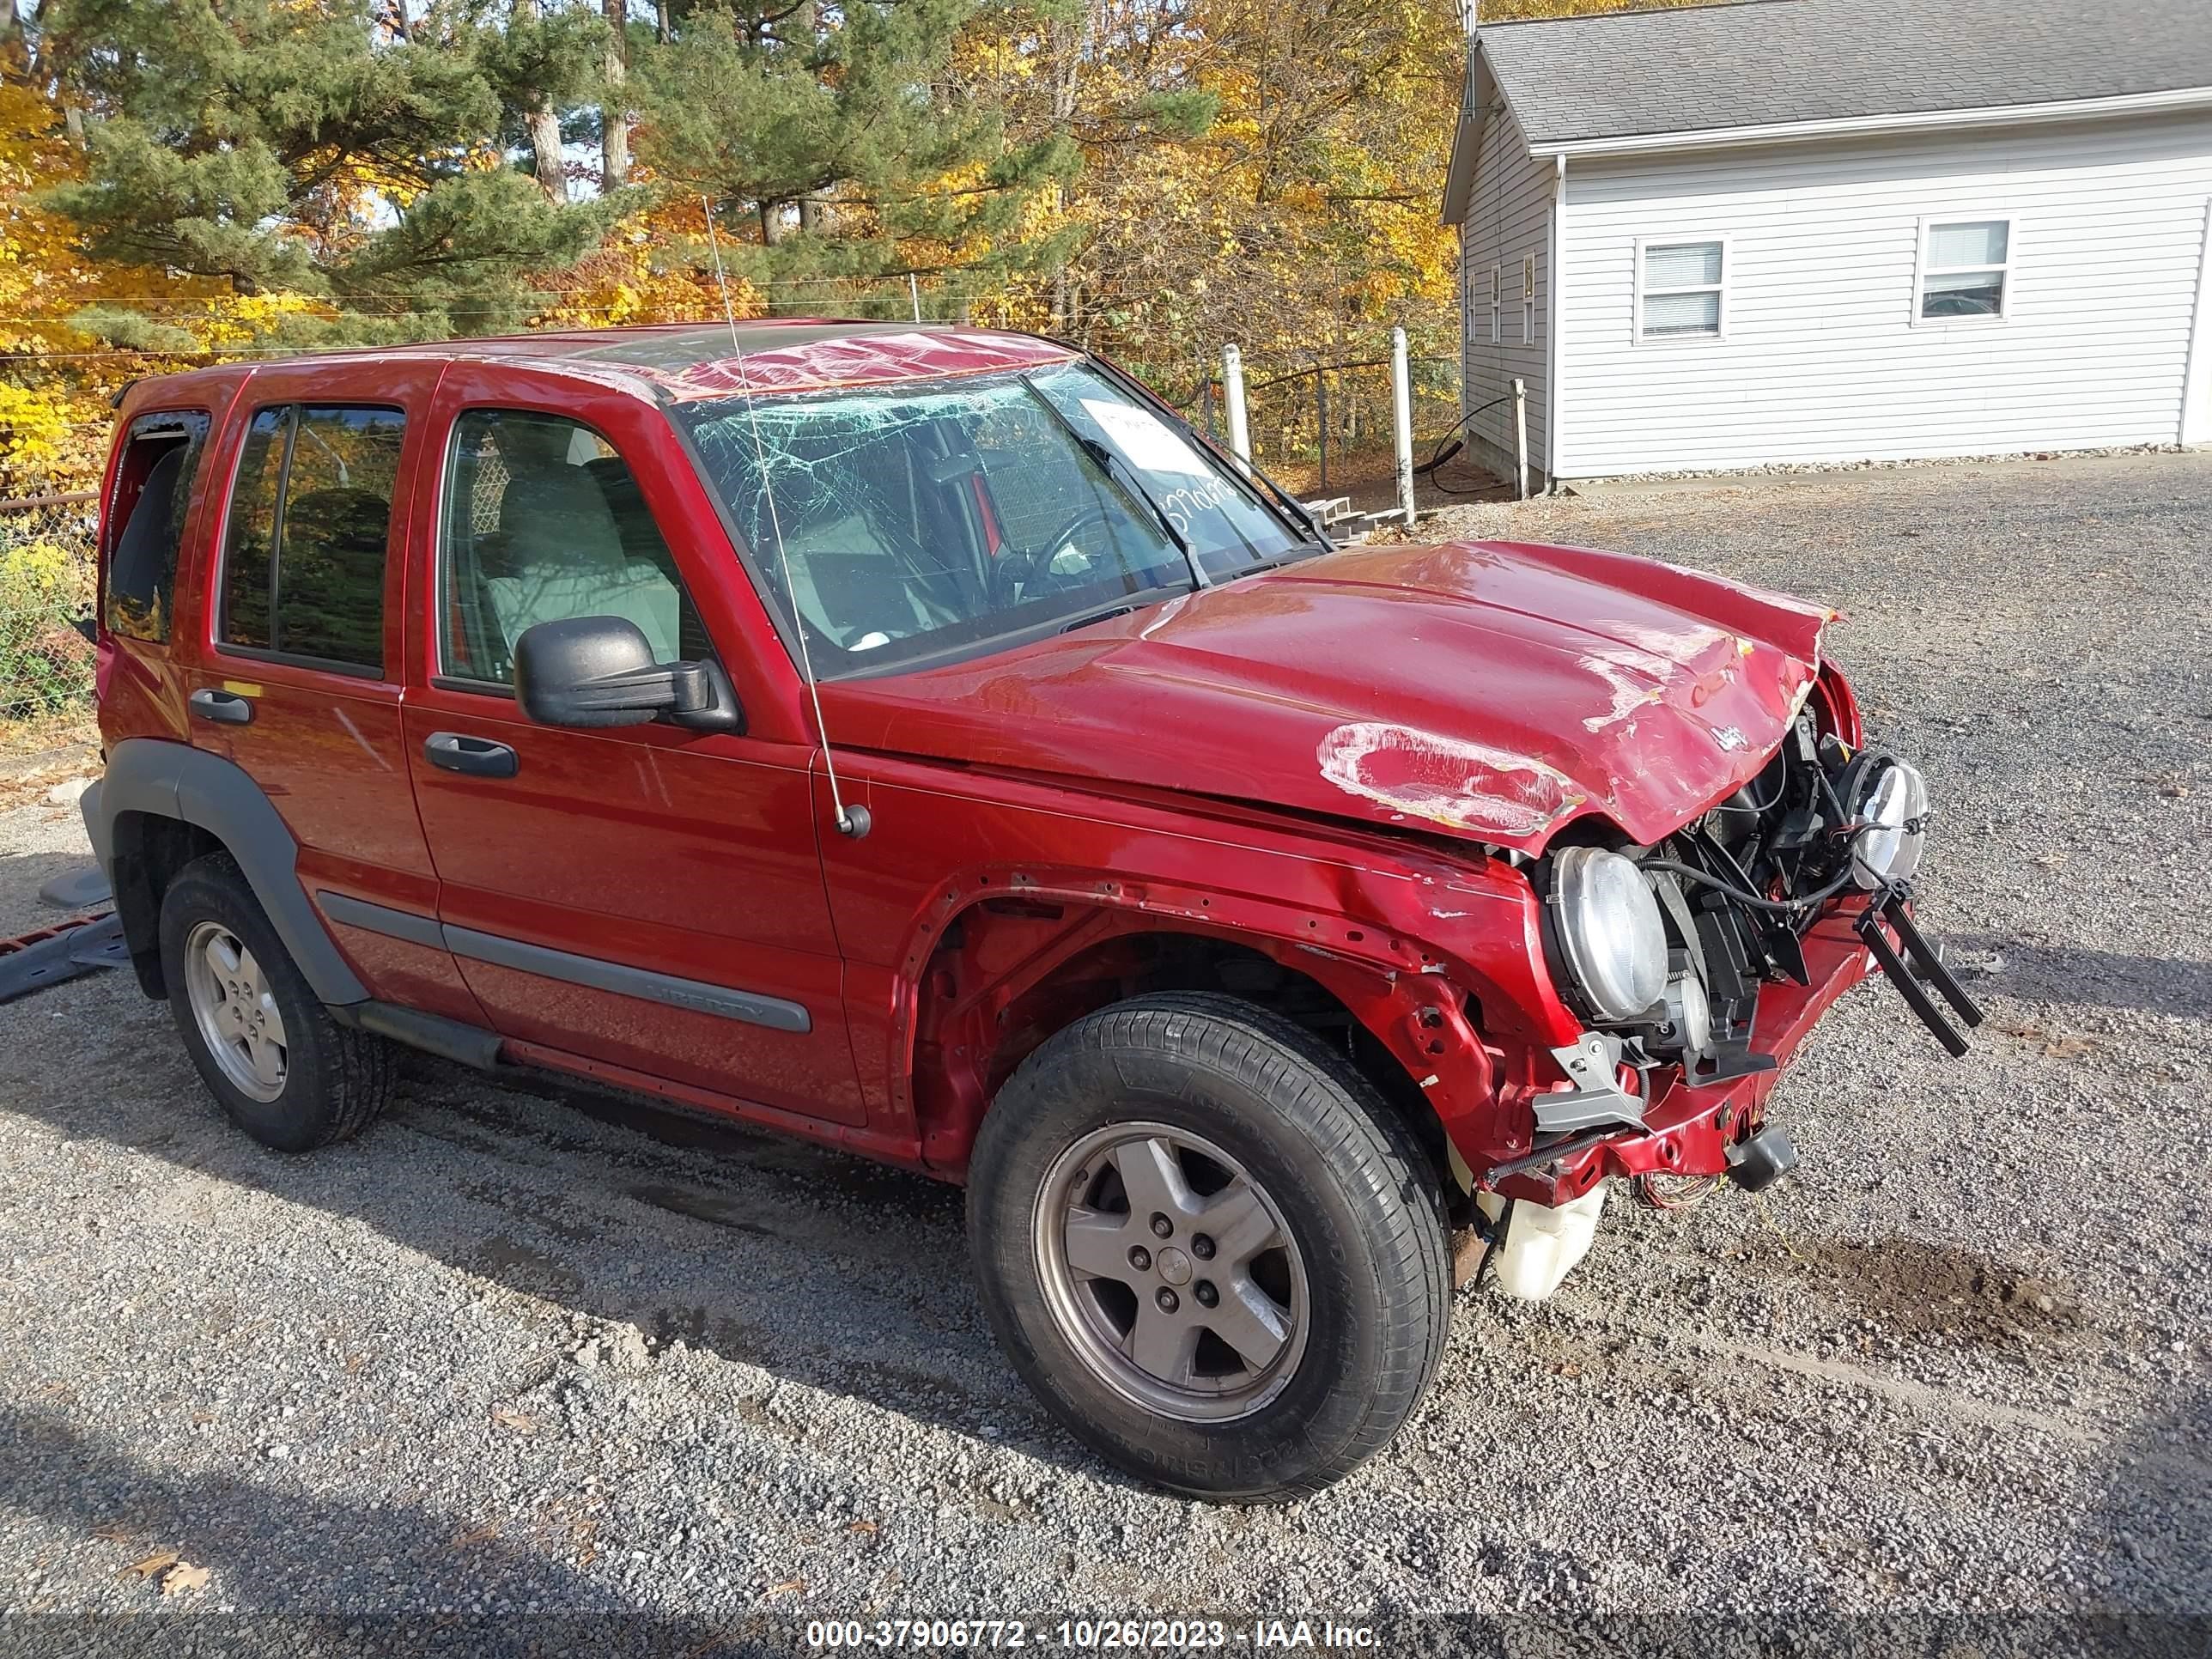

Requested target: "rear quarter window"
[{"left": 103, "top": 410, "right": 212, "bottom": 644}]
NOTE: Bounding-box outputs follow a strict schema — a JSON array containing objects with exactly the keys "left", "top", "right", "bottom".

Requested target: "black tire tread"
[
  {"left": 1084, "top": 991, "right": 1454, "bottom": 1428},
  {"left": 161, "top": 852, "right": 395, "bottom": 1150},
  {"left": 971, "top": 989, "right": 1452, "bottom": 1501}
]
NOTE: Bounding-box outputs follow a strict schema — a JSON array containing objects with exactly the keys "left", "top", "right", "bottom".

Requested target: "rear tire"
[
  {"left": 968, "top": 992, "right": 1450, "bottom": 1501},
  {"left": 160, "top": 853, "right": 393, "bottom": 1152}
]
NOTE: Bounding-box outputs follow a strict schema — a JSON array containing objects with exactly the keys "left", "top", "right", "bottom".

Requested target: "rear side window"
[
  {"left": 104, "top": 410, "right": 211, "bottom": 643},
  {"left": 219, "top": 404, "right": 406, "bottom": 672}
]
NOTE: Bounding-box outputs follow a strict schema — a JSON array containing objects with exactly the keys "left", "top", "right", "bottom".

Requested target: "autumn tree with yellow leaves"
[
  {"left": 2, "top": 0, "right": 1496, "bottom": 501},
  {"left": 957, "top": 0, "right": 1466, "bottom": 459}
]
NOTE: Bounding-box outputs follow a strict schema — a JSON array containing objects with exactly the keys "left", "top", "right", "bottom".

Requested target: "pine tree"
[
  {"left": 634, "top": 0, "right": 1079, "bottom": 314},
  {"left": 37, "top": 0, "right": 620, "bottom": 345}
]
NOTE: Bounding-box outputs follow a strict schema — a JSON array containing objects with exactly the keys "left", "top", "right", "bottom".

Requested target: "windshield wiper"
[
  {"left": 1241, "top": 459, "right": 1335, "bottom": 551},
  {"left": 1078, "top": 434, "right": 1211, "bottom": 589},
  {"left": 1057, "top": 601, "right": 1140, "bottom": 635},
  {"left": 1081, "top": 360, "right": 1334, "bottom": 552},
  {"left": 1226, "top": 548, "right": 1330, "bottom": 579},
  {"left": 1019, "top": 378, "right": 1209, "bottom": 591},
  {"left": 1180, "top": 428, "right": 1332, "bottom": 552}
]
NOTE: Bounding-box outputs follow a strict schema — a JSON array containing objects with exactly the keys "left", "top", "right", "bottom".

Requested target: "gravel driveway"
[{"left": 1, "top": 452, "right": 2206, "bottom": 1654}]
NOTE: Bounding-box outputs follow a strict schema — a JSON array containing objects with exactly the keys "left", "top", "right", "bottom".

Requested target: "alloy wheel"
[
  {"left": 1034, "top": 1121, "right": 1310, "bottom": 1422},
  {"left": 182, "top": 920, "right": 289, "bottom": 1103}
]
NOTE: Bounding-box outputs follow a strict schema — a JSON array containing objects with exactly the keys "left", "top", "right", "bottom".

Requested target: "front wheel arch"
[{"left": 909, "top": 906, "right": 1476, "bottom": 1191}]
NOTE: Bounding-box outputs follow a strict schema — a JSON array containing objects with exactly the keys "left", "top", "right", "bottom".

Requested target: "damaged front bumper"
[{"left": 1484, "top": 890, "right": 1980, "bottom": 1209}]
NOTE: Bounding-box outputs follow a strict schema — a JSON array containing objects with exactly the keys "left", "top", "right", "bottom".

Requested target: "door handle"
[
  {"left": 422, "top": 732, "right": 519, "bottom": 779},
  {"left": 188, "top": 687, "right": 253, "bottom": 726}
]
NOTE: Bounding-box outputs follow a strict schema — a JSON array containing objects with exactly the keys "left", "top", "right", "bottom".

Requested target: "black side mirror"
[{"left": 513, "top": 616, "right": 742, "bottom": 733}]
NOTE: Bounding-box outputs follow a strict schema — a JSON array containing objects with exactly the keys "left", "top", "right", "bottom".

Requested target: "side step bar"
[{"left": 328, "top": 1000, "right": 504, "bottom": 1071}]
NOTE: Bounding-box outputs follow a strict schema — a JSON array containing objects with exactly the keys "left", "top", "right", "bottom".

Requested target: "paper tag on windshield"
[{"left": 1079, "top": 399, "right": 1212, "bottom": 478}]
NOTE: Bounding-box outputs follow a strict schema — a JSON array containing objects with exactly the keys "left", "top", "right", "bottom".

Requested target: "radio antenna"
[{"left": 702, "top": 195, "right": 869, "bottom": 839}]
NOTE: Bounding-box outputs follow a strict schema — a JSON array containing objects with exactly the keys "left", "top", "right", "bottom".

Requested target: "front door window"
[{"left": 438, "top": 409, "right": 713, "bottom": 687}]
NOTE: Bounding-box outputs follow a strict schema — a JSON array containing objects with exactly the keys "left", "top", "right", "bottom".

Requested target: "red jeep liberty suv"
[{"left": 82, "top": 322, "right": 1975, "bottom": 1499}]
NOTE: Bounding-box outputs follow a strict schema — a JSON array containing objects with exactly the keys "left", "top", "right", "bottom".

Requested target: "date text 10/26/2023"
[{"left": 805, "top": 1619, "right": 1378, "bottom": 1650}]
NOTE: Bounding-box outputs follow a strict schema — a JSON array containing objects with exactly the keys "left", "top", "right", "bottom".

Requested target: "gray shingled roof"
[{"left": 1479, "top": 0, "right": 2212, "bottom": 147}]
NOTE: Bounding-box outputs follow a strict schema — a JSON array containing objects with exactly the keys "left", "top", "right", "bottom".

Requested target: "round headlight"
[
  {"left": 1550, "top": 847, "right": 1669, "bottom": 1021},
  {"left": 1850, "top": 760, "right": 1929, "bottom": 890}
]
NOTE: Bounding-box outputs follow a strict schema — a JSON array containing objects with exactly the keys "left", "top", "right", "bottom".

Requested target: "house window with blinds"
[
  {"left": 1917, "top": 218, "right": 2012, "bottom": 321},
  {"left": 1637, "top": 239, "right": 1726, "bottom": 341}
]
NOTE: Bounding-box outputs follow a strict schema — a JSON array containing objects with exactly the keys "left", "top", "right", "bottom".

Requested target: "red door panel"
[
  {"left": 397, "top": 364, "right": 862, "bottom": 1125},
  {"left": 402, "top": 698, "right": 863, "bottom": 1121},
  {"left": 216, "top": 670, "right": 479, "bottom": 1024},
  {"left": 187, "top": 358, "right": 483, "bottom": 1025}
]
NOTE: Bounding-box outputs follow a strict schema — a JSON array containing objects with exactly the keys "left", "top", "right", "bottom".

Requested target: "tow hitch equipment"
[
  {"left": 1856, "top": 890, "right": 1984, "bottom": 1058},
  {"left": 0, "top": 912, "right": 126, "bottom": 1005}
]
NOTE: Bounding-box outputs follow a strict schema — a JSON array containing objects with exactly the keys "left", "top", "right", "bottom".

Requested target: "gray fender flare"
[{"left": 86, "top": 738, "right": 368, "bottom": 1006}]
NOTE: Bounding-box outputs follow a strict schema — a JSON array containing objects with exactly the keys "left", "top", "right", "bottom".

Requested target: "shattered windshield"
[{"left": 675, "top": 362, "right": 1307, "bottom": 676}]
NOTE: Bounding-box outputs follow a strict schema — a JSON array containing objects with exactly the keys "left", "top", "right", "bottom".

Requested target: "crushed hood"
[{"left": 819, "top": 538, "right": 1838, "bottom": 854}]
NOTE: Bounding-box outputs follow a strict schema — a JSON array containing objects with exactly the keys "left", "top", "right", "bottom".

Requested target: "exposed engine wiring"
[
  {"left": 1642, "top": 858, "right": 1858, "bottom": 915},
  {"left": 1694, "top": 823, "right": 1765, "bottom": 896},
  {"left": 1632, "top": 1173, "right": 1721, "bottom": 1211},
  {"left": 1647, "top": 792, "right": 1915, "bottom": 915},
  {"left": 1720, "top": 764, "right": 1787, "bottom": 816}
]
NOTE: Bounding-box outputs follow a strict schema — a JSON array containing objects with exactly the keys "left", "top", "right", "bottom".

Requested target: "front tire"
[
  {"left": 968, "top": 992, "right": 1450, "bottom": 1501},
  {"left": 160, "top": 853, "right": 393, "bottom": 1152}
]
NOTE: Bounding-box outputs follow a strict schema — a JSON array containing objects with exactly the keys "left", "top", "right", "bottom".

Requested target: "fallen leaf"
[
  {"left": 2043, "top": 1036, "right": 2094, "bottom": 1060},
  {"left": 159, "top": 1563, "right": 210, "bottom": 1597},
  {"left": 121, "top": 1552, "right": 179, "bottom": 1581},
  {"left": 90, "top": 1522, "right": 143, "bottom": 1544},
  {"left": 343, "top": 1353, "right": 366, "bottom": 1376},
  {"left": 846, "top": 1519, "right": 879, "bottom": 1536},
  {"left": 189, "top": 1412, "right": 216, "bottom": 1426},
  {"left": 766, "top": 1578, "right": 807, "bottom": 1596},
  {"left": 1557, "top": 1363, "right": 1583, "bottom": 1379},
  {"left": 490, "top": 1407, "right": 538, "bottom": 1435}
]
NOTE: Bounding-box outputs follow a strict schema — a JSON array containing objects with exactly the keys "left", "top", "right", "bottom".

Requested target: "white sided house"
[{"left": 1443, "top": 0, "right": 2212, "bottom": 485}]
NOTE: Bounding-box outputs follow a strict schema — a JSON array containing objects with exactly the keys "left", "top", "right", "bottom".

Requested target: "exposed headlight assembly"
[
  {"left": 1659, "top": 967, "right": 1713, "bottom": 1061},
  {"left": 1548, "top": 847, "right": 1669, "bottom": 1021},
  {"left": 1850, "top": 759, "right": 1929, "bottom": 890}
]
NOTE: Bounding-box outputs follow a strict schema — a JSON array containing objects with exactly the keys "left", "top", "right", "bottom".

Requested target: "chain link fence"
[
  {"left": 1, "top": 495, "right": 99, "bottom": 734},
  {"left": 1193, "top": 350, "right": 1464, "bottom": 483},
  {"left": 1132, "top": 342, "right": 1492, "bottom": 507}
]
